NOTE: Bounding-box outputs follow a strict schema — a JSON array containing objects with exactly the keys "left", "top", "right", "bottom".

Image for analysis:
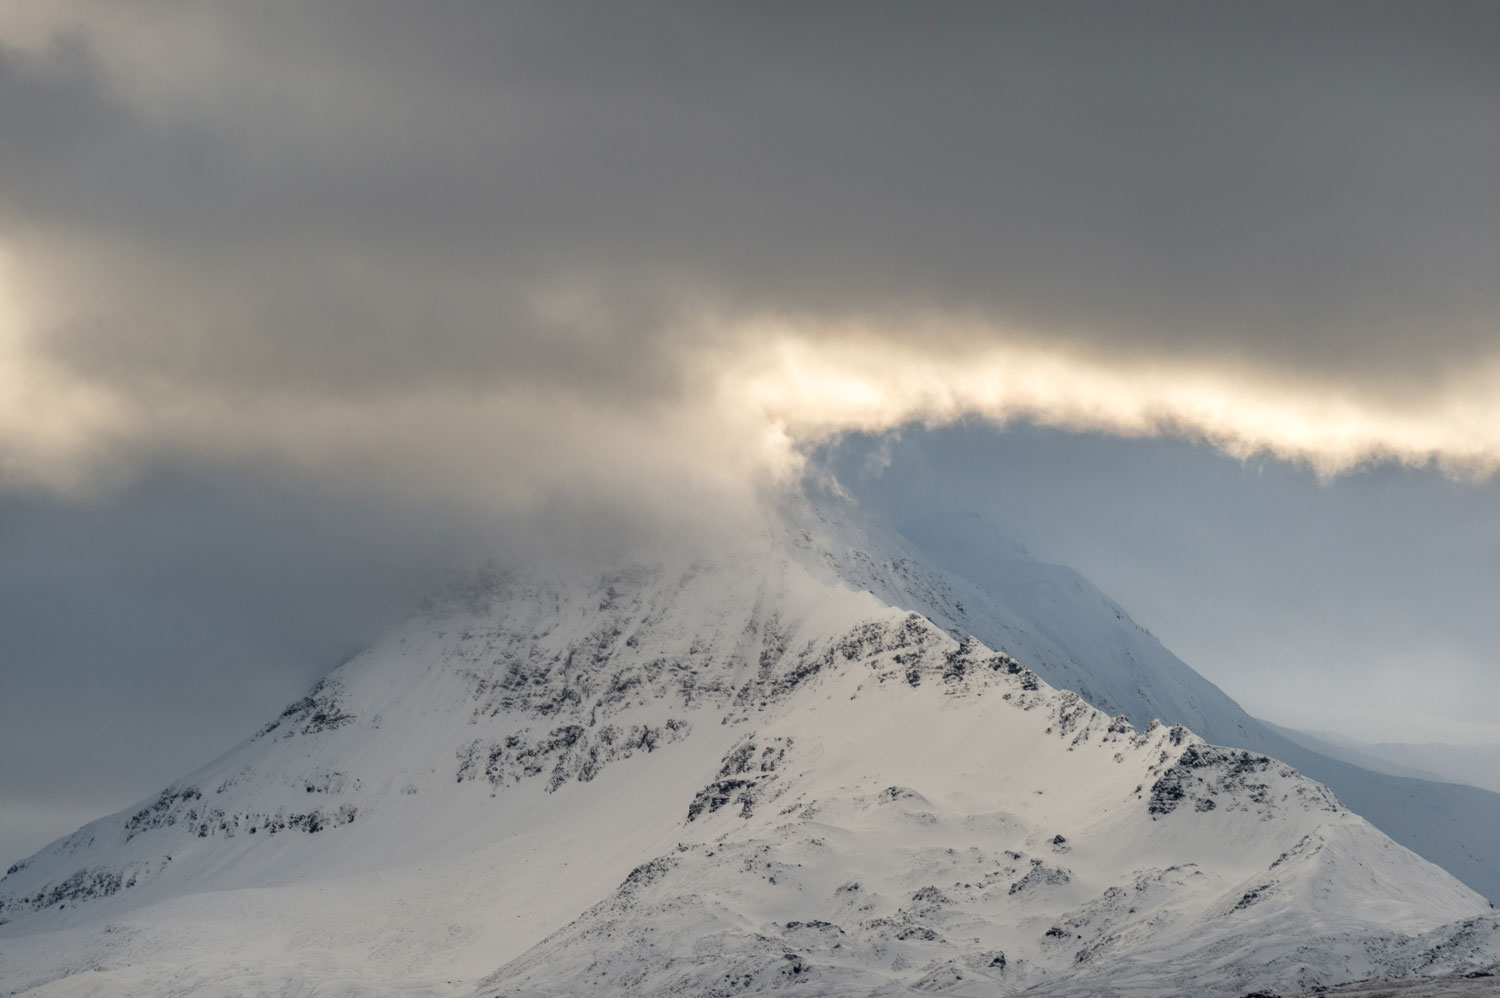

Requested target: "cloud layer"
[{"left": 3, "top": 1, "right": 1500, "bottom": 509}]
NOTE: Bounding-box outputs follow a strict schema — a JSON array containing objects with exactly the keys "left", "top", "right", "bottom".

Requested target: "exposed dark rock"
[
  {"left": 459, "top": 718, "right": 691, "bottom": 793},
  {"left": 1149, "top": 744, "right": 1331, "bottom": 819},
  {"left": 256, "top": 679, "right": 356, "bottom": 739},
  {"left": 618, "top": 856, "right": 675, "bottom": 897},
  {"left": 686, "top": 736, "right": 792, "bottom": 821},
  {"left": 1010, "top": 859, "right": 1073, "bottom": 895},
  {"left": 1234, "top": 883, "right": 1275, "bottom": 912},
  {"left": 124, "top": 787, "right": 203, "bottom": 840}
]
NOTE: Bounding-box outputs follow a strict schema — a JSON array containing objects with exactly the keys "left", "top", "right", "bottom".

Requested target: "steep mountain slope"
[
  {"left": 480, "top": 619, "right": 1491, "bottom": 998},
  {"left": 0, "top": 546, "right": 883, "bottom": 995},
  {"left": 887, "top": 509, "right": 1500, "bottom": 903},
  {"left": 2, "top": 498, "right": 1497, "bottom": 997}
]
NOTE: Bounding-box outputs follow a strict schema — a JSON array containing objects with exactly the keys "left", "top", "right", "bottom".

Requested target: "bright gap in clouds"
[
  {"left": 720, "top": 315, "right": 1500, "bottom": 482},
  {"left": 0, "top": 247, "right": 125, "bottom": 492},
  {"left": 9, "top": 295, "right": 1500, "bottom": 508}
]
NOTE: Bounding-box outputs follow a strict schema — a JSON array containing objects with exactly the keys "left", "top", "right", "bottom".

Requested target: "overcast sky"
[{"left": 3, "top": 2, "right": 1499, "bottom": 869}]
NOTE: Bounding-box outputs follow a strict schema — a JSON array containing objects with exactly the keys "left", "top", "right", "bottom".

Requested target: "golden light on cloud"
[
  {"left": 4, "top": 271, "right": 1500, "bottom": 505},
  {"left": 0, "top": 246, "right": 128, "bottom": 491},
  {"left": 717, "top": 314, "right": 1500, "bottom": 480}
]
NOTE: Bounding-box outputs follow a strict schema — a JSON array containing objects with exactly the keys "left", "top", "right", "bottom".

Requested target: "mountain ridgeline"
[
  {"left": 891, "top": 510, "right": 1500, "bottom": 905},
  {"left": 1, "top": 493, "right": 1496, "bottom": 997}
]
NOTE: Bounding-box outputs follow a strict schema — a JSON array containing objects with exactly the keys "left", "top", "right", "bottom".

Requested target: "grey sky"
[
  {"left": 3, "top": 3, "right": 1500, "bottom": 867},
  {"left": 0, "top": 464, "right": 482, "bottom": 867}
]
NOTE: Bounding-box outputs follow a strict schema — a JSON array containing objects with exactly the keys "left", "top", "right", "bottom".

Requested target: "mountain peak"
[{"left": 3, "top": 494, "right": 1498, "bottom": 995}]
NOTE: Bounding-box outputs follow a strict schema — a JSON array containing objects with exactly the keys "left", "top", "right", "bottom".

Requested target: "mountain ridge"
[
  {"left": 2, "top": 491, "right": 1497, "bottom": 997},
  {"left": 889, "top": 507, "right": 1500, "bottom": 903}
]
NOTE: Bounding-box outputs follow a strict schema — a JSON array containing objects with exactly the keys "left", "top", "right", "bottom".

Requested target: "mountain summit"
[{"left": 2, "top": 492, "right": 1496, "bottom": 996}]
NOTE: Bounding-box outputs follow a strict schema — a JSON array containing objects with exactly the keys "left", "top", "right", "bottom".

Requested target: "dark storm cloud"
[{"left": 4, "top": 0, "right": 1500, "bottom": 409}]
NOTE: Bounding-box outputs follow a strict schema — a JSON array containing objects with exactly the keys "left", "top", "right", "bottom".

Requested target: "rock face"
[
  {"left": 475, "top": 609, "right": 1491, "bottom": 998},
  {"left": 1, "top": 495, "right": 1497, "bottom": 997}
]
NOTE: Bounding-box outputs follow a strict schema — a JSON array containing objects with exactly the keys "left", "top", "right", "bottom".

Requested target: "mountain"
[
  {"left": 1, "top": 493, "right": 1497, "bottom": 997},
  {"left": 890, "top": 510, "right": 1500, "bottom": 904}
]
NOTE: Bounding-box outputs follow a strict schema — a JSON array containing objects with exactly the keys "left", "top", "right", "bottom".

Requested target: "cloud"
[
  {"left": 5, "top": 0, "right": 1500, "bottom": 863},
  {"left": 0, "top": 247, "right": 125, "bottom": 491},
  {"left": 2, "top": 1, "right": 1500, "bottom": 512},
  {"left": 721, "top": 315, "right": 1500, "bottom": 478}
]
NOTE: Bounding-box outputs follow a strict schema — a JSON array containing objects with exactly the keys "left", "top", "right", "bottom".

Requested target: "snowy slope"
[
  {"left": 1, "top": 495, "right": 1497, "bottom": 997},
  {"left": 1289, "top": 975, "right": 1500, "bottom": 998},
  {"left": 887, "top": 509, "right": 1500, "bottom": 903},
  {"left": 480, "top": 619, "right": 1491, "bottom": 997},
  {"left": 0, "top": 545, "right": 891, "bottom": 994}
]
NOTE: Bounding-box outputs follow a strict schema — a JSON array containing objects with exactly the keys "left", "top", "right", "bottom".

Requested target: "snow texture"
[{"left": 2, "top": 491, "right": 1497, "bottom": 997}]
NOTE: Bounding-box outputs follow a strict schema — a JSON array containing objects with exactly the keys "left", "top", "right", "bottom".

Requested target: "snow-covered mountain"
[
  {"left": 886, "top": 509, "right": 1500, "bottom": 905},
  {"left": 1, "top": 492, "right": 1497, "bottom": 997}
]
